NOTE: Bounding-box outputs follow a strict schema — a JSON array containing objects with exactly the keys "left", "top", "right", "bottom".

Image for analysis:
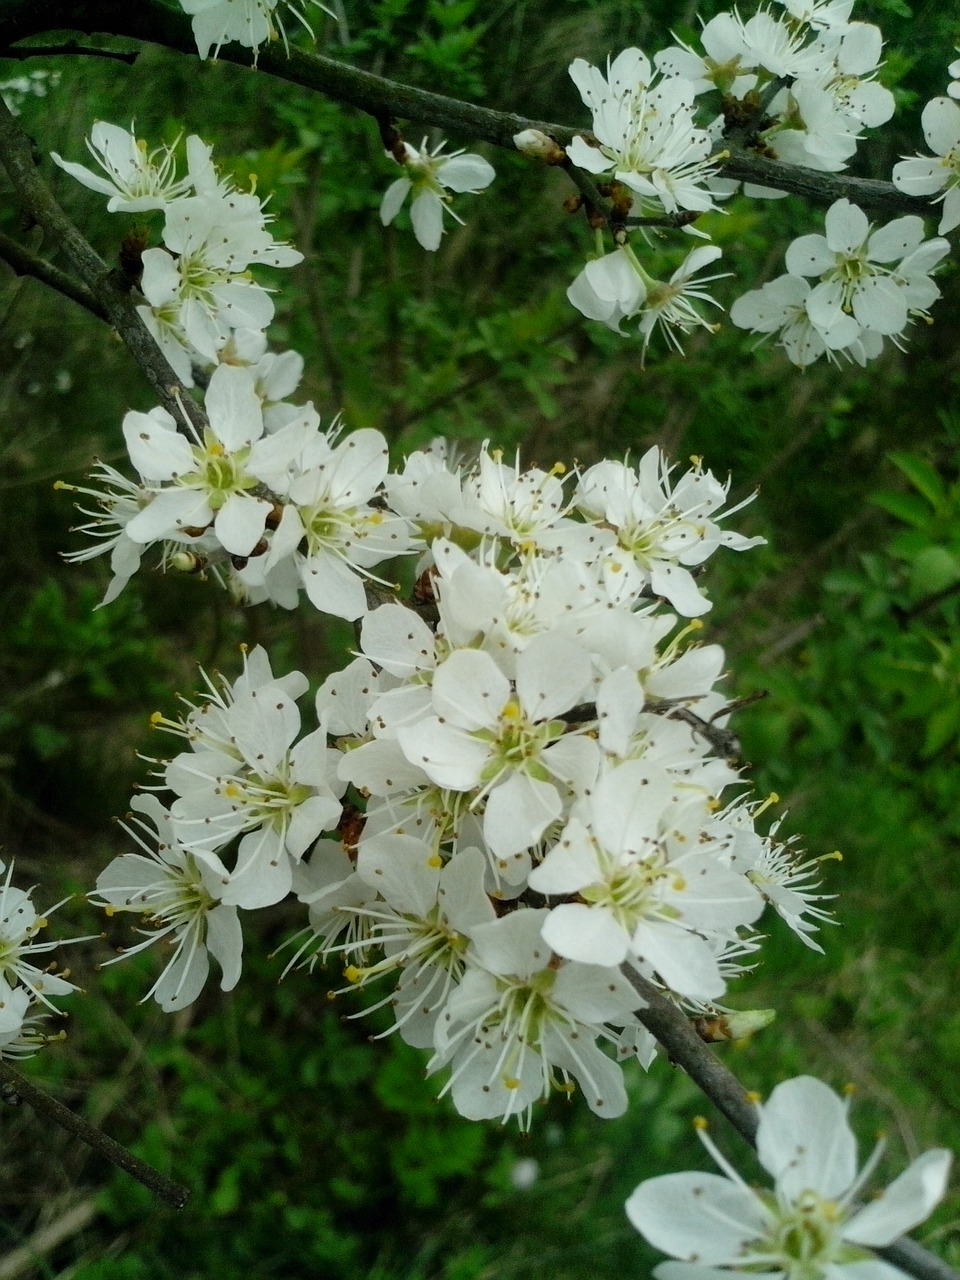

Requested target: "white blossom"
[
  {"left": 179, "top": 0, "right": 333, "bottom": 61},
  {"left": 567, "top": 50, "right": 719, "bottom": 217},
  {"left": 430, "top": 908, "right": 643, "bottom": 1126},
  {"left": 626, "top": 1076, "right": 952, "bottom": 1280},
  {"left": 785, "top": 199, "right": 948, "bottom": 342},
  {"left": 51, "top": 121, "right": 190, "bottom": 212},
  {"left": 121, "top": 363, "right": 310, "bottom": 556},
  {"left": 575, "top": 448, "right": 764, "bottom": 617},
  {"left": 380, "top": 138, "right": 495, "bottom": 251},
  {"left": 893, "top": 96, "right": 960, "bottom": 235},
  {"left": 0, "top": 861, "right": 79, "bottom": 1020},
  {"left": 91, "top": 794, "right": 243, "bottom": 1012},
  {"left": 288, "top": 424, "right": 413, "bottom": 620}
]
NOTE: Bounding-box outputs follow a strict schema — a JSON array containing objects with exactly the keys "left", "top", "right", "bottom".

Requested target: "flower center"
[
  {"left": 762, "top": 1188, "right": 844, "bottom": 1278},
  {"left": 181, "top": 432, "right": 255, "bottom": 509}
]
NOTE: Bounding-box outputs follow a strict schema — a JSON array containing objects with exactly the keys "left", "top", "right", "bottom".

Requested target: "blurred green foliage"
[{"left": 2, "top": 0, "right": 960, "bottom": 1275}]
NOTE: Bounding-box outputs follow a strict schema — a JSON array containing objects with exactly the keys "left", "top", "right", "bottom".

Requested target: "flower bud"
[{"left": 513, "top": 129, "right": 567, "bottom": 164}]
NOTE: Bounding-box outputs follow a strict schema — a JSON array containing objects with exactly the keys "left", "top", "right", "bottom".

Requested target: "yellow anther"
[
  {"left": 753, "top": 791, "right": 780, "bottom": 819},
  {"left": 693, "top": 1115, "right": 709, "bottom": 1131}
]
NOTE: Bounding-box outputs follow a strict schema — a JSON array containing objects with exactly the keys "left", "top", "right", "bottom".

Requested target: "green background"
[{"left": 1, "top": 0, "right": 959, "bottom": 1275}]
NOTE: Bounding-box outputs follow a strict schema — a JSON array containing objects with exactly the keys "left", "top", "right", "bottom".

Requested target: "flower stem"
[{"left": 0, "top": 1060, "right": 190, "bottom": 1210}]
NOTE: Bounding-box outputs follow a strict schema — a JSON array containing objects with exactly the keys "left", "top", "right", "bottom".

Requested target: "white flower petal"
[
  {"left": 756, "top": 1076, "right": 857, "bottom": 1198},
  {"left": 626, "top": 1172, "right": 770, "bottom": 1263},
  {"left": 843, "top": 1149, "right": 952, "bottom": 1246}
]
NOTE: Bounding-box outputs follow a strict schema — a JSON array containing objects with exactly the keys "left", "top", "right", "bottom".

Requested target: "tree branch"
[
  {"left": 626, "top": 973, "right": 959, "bottom": 1280},
  {"left": 0, "top": 0, "right": 937, "bottom": 219},
  {"left": 0, "top": 228, "right": 108, "bottom": 320},
  {"left": 0, "top": 1060, "right": 189, "bottom": 1209},
  {"left": 2, "top": 40, "right": 139, "bottom": 62}
]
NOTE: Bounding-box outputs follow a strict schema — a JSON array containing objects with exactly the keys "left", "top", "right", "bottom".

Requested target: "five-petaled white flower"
[
  {"left": 893, "top": 96, "right": 960, "bottom": 235},
  {"left": 626, "top": 1075, "right": 951, "bottom": 1280},
  {"left": 380, "top": 138, "right": 495, "bottom": 251},
  {"left": 92, "top": 794, "right": 243, "bottom": 1012},
  {"left": 51, "top": 121, "right": 190, "bottom": 212}
]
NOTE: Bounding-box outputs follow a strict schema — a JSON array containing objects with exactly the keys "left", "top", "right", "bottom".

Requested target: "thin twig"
[
  {"left": 0, "top": 228, "right": 108, "bottom": 320},
  {"left": 2, "top": 42, "right": 138, "bottom": 62},
  {"left": 0, "top": 1061, "right": 189, "bottom": 1210},
  {"left": 625, "top": 973, "right": 959, "bottom": 1280},
  {"left": 0, "top": 0, "right": 937, "bottom": 218}
]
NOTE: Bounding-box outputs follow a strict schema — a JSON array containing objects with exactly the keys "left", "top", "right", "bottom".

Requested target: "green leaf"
[
  {"left": 889, "top": 452, "right": 945, "bottom": 509},
  {"left": 908, "top": 546, "right": 960, "bottom": 599},
  {"left": 210, "top": 1165, "right": 242, "bottom": 1216},
  {"left": 923, "top": 702, "right": 960, "bottom": 757},
  {"left": 871, "top": 490, "right": 932, "bottom": 528}
]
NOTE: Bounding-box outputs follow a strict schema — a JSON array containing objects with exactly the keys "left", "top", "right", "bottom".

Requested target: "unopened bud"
[
  {"left": 169, "top": 550, "right": 205, "bottom": 574},
  {"left": 513, "top": 129, "right": 567, "bottom": 164},
  {"left": 694, "top": 1008, "right": 776, "bottom": 1043}
]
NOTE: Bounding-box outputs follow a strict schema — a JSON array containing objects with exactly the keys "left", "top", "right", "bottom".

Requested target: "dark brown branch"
[
  {"left": 628, "top": 972, "right": 761, "bottom": 1138},
  {"left": 625, "top": 973, "right": 959, "bottom": 1280},
  {"left": 2, "top": 40, "right": 139, "bottom": 62},
  {"left": 0, "top": 0, "right": 937, "bottom": 219},
  {"left": 0, "top": 93, "right": 206, "bottom": 433},
  {"left": 0, "top": 1059, "right": 189, "bottom": 1209},
  {"left": 0, "top": 227, "right": 108, "bottom": 319},
  {"left": 722, "top": 147, "right": 925, "bottom": 216},
  {"left": 562, "top": 694, "right": 751, "bottom": 763}
]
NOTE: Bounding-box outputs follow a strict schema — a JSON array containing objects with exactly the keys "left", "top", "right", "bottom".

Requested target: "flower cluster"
[
  {"left": 731, "top": 199, "right": 949, "bottom": 367},
  {"left": 87, "top": 436, "right": 840, "bottom": 1126},
  {"left": 552, "top": 5, "right": 960, "bottom": 368},
  {"left": 62, "top": 360, "right": 411, "bottom": 612},
  {"left": 558, "top": 0, "right": 898, "bottom": 353},
  {"left": 626, "top": 1075, "right": 951, "bottom": 1280},
  {"left": 52, "top": 123, "right": 303, "bottom": 382},
  {"left": 0, "top": 860, "right": 80, "bottom": 1059},
  {"left": 565, "top": 46, "right": 720, "bottom": 220},
  {"left": 665, "top": 4, "right": 895, "bottom": 173},
  {"left": 91, "top": 644, "right": 345, "bottom": 1010}
]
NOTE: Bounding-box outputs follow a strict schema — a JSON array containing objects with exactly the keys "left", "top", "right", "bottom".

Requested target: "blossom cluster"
[
  {"left": 0, "top": 860, "right": 79, "bottom": 1059},
  {"left": 52, "top": 123, "right": 303, "bottom": 383},
  {"left": 550, "top": 2, "right": 956, "bottom": 367},
  {"left": 627, "top": 1075, "right": 951, "bottom": 1280},
  {"left": 82, "top": 427, "right": 840, "bottom": 1125},
  {"left": 730, "top": 198, "right": 950, "bottom": 367}
]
